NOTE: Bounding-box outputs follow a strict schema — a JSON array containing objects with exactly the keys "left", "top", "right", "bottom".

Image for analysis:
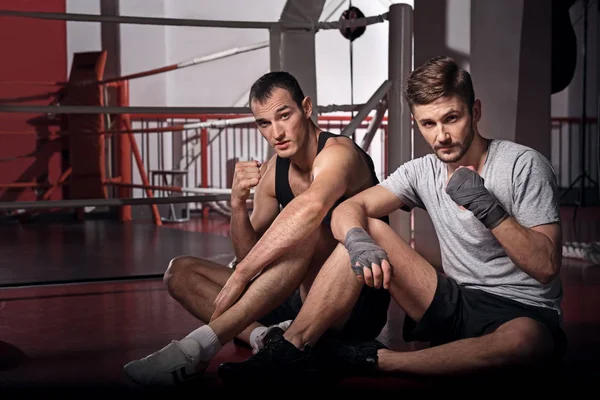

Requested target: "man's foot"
[
  {"left": 313, "top": 336, "right": 388, "bottom": 380},
  {"left": 218, "top": 327, "right": 322, "bottom": 386},
  {"left": 124, "top": 340, "right": 207, "bottom": 387},
  {"left": 251, "top": 319, "right": 293, "bottom": 353}
]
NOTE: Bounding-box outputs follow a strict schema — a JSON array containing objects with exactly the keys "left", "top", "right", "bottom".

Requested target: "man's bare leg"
[
  {"left": 123, "top": 227, "right": 327, "bottom": 386},
  {"left": 376, "top": 317, "right": 554, "bottom": 377},
  {"left": 164, "top": 226, "right": 327, "bottom": 346},
  {"left": 283, "top": 217, "right": 438, "bottom": 350},
  {"left": 164, "top": 257, "right": 258, "bottom": 344},
  {"left": 365, "top": 218, "right": 556, "bottom": 377},
  {"left": 365, "top": 218, "right": 438, "bottom": 321},
  {"left": 208, "top": 235, "right": 316, "bottom": 345},
  {"left": 283, "top": 243, "right": 363, "bottom": 349}
]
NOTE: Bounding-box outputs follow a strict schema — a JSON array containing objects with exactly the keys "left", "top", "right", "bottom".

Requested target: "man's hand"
[
  {"left": 344, "top": 227, "right": 392, "bottom": 289},
  {"left": 445, "top": 166, "right": 508, "bottom": 229},
  {"left": 211, "top": 272, "right": 249, "bottom": 322},
  {"left": 231, "top": 160, "right": 261, "bottom": 208}
]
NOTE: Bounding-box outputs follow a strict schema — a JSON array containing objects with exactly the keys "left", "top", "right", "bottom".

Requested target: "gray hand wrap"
[
  {"left": 344, "top": 227, "right": 389, "bottom": 277},
  {"left": 445, "top": 168, "right": 508, "bottom": 229}
]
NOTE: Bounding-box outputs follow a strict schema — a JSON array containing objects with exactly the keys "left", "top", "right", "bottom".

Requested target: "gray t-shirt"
[{"left": 380, "top": 139, "right": 562, "bottom": 315}]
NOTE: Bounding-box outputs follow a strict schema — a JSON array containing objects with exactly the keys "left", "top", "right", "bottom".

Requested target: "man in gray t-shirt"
[
  {"left": 380, "top": 138, "right": 562, "bottom": 314},
  {"left": 330, "top": 56, "right": 566, "bottom": 379}
]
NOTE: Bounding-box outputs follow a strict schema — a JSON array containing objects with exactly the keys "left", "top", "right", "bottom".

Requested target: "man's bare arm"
[
  {"left": 491, "top": 220, "right": 562, "bottom": 284},
  {"left": 230, "top": 159, "right": 279, "bottom": 262},
  {"left": 233, "top": 144, "right": 360, "bottom": 282},
  {"left": 330, "top": 185, "right": 405, "bottom": 243},
  {"left": 330, "top": 184, "right": 406, "bottom": 289}
]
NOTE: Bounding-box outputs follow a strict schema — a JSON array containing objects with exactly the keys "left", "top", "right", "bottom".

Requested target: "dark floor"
[
  {"left": 0, "top": 206, "right": 599, "bottom": 394},
  {"left": 0, "top": 215, "right": 236, "bottom": 287}
]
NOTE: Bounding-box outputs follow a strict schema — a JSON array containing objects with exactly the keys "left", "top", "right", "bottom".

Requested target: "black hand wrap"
[
  {"left": 344, "top": 227, "right": 389, "bottom": 277},
  {"left": 445, "top": 167, "right": 508, "bottom": 229}
]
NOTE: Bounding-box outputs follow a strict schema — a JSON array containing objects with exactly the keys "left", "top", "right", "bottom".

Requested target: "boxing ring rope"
[
  {"left": 0, "top": 104, "right": 364, "bottom": 116},
  {"left": 99, "top": 41, "right": 270, "bottom": 85},
  {"left": 0, "top": 193, "right": 232, "bottom": 211},
  {"left": 0, "top": 4, "right": 408, "bottom": 228},
  {"left": 0, "top": 10, "right": 388, "bottom": 31},
  {"left": 0, "top": 107, "right": 365, "bottom": 137},
  {"left": 0, "top": 105, "right": 251, "bottom": 115}
]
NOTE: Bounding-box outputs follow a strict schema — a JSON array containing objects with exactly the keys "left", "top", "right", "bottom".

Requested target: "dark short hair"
[
  {"left": 404, "top": 56, "right": 475, "bottom": 112},
  {"left": 249, "top": 71, "right": 305, "bottom": 110}
]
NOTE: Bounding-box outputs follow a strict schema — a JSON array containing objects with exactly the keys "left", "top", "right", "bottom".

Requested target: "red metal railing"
[{"left": 127, "top": 113, "right": 389, "bottom": 208}]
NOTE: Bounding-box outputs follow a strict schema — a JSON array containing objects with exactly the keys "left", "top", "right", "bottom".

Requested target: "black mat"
[{"left": 0, "top": 217, "right": 234, "bottom": 287}]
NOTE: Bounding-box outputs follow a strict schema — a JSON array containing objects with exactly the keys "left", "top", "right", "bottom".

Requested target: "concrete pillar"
[
  {"left": 279, "top": 0, "right": 325, "bottom": 122},
  {"left": 470, "top": 0, "right": 552, "bottom": 158}
]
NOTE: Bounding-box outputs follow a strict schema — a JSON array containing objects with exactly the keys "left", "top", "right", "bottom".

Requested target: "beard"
[{"left": 434, "top": 126, "right": 475, "bottom": 163}]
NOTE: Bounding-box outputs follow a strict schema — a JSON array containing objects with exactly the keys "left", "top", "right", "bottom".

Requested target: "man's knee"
[
  {"left": 493, "top": 317, "right": 555, "bottom": 365},
  {"left": 297, "top": 226, "right": 330, "bottom": 261},
  {"left": 163, "top": 256, "right": 198, "bottom": 293},
  {"left": 365, "top": 217, "right": 392, "bottom": 241}
]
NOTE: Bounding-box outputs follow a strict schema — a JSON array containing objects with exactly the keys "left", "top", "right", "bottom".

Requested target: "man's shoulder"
[
  {"left": 317, "top": 133, "right": 365, "bottom": 161},
  {"left": 490, "top": 139, "right": 552, "bottom": 167},
  {"left": 386, "top": 153, "right": 438, "bottom": 181},
  {"left": 491, "top": 139, "right": 545, "bottom": 158},
  {"left": 261, "top": 154, "right": 278, "bottom": 179},
  {"left": 314, "top": 134, "right": 375, "bottom": 185},
  {"left": 262, "top": 154, "right": 277, "bottom": 168},
  {"left": 401, "top": 153, "right": 439, "bottom": 169},
  {"left": 320, "top": 131, "right": 355, "bottom": 150}
]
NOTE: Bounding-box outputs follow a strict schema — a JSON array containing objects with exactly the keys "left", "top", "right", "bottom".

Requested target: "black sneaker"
[
  {"left": 218, "top": 327, "right": 323, "bottom": 386},
  {"left": 312, "top": 336, "right": 388, "bottom": 380}
]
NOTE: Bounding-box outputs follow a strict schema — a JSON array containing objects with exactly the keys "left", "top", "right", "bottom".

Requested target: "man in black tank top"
[
  {"left": 123, "top": 71, "right": 390, "bottom": 387},
  {"left": 275, "top": 130, "right": 389, "bottom": 227}
]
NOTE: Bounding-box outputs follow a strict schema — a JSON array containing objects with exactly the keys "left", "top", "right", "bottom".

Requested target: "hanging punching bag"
[
  {"left": 551, "top": 0, "right": 578, "bottom": 94},
  {"left": 339, "top": 6, "right": 367, "bottom": 42}
]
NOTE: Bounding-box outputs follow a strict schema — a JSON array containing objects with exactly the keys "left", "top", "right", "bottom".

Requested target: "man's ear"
[
  {"left": 472, "top": 99, "right": 481, "bottom": 123},
  {"left": 302, "top": 96, "right": 313, "bottom": 118}
]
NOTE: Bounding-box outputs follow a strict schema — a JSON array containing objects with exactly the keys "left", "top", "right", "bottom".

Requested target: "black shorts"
[
  {"left": 259, "top": 284, "right": 391, "bottom": 341},
  {"left": 403, "top": 272, "right": 567, "bottom": 360}
]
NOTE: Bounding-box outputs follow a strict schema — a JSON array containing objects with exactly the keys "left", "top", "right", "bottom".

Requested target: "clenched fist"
[
  {"left": 445, "top": 166, "right": 508, "bottom": 229},
  {"left": 231, "top": 160, "right": 261, "bottom": 207}
]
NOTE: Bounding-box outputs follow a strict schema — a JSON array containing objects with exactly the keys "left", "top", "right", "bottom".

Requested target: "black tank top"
[{"left": 275, "top": 131, "right": 389, "bottom": 226}]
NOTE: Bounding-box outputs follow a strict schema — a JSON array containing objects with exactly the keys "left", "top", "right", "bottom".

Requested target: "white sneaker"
[
  {"left": 563, "top": 241, "right": 600, "bottom": 264},
  {"left": 124, "top": 340, "right": 207, "bottom": 386}
]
